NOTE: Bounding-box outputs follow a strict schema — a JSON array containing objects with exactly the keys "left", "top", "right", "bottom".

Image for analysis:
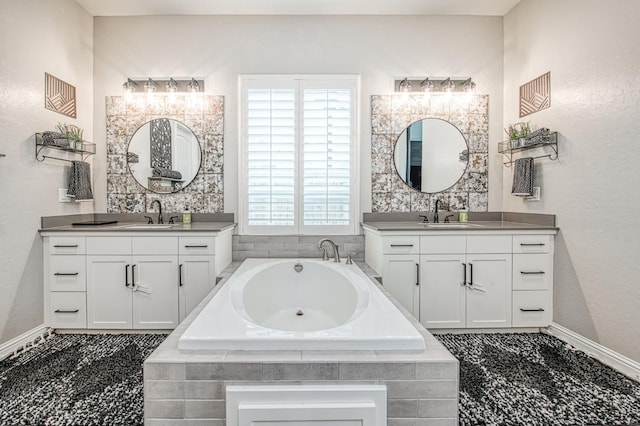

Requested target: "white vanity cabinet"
[
  {"left": 364, "top": 225, "right": 556, "bottom": 330},
  {"left": 86, "top": 236, "right": 179, "bottom": 329},
  {"left": 42, "top": 227, "right": 233, "bottom": 330},
  {"left": 420, "top": 235, "right": 512, "bottom": 329},
  {"left": 178, "top": 237, "right": 216, "bottom": 322},
  {"left": 45, "top": 236, "right": 88, "bottom": 328}
]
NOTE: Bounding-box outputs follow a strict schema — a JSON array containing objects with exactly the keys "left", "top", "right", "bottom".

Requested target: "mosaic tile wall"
[
  {"left": 371, "top": 94, "right": 489, "bottom": 213},
  {"left": 106, "top": 95, "right": 224, "bottom": 213}
]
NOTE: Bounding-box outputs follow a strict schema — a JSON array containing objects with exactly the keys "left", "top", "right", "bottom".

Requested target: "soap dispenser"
[
  {"left": 183, "top": 205, "right": 192, "bottom": 224},
  {"left": 459, "top": 205, "right": 468, "bottom": 222}
]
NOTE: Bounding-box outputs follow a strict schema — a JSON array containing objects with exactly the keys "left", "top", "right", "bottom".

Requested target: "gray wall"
[
  {"left": 0, "top": 0, "right": 94, "bottom": 344},
  {"left": 503, "top": 0, "right": 640, "bottom": 361}
]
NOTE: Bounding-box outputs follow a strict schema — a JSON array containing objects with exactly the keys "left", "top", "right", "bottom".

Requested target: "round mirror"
[
  {"left": 393, "top": 118, "right": 468, "bottom": 193},
  {"left": 127, "top": 118, "right": 202, "bottom": 193}
]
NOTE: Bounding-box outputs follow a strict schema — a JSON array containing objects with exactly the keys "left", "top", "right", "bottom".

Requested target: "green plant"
[
  {"left": 505, "top": 122, "right": 531, "bottom": 139},
  {"left": 56, "top": 122, "right": 84, "bottom": 142}
]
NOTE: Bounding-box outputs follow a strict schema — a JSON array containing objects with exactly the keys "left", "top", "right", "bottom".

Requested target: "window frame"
[{"left": 238, "top": 75, "right": 360, "bottom": 236}]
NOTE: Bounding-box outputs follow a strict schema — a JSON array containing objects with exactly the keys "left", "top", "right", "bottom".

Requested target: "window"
[{"left": 239, "top": 76, "right": 359, "bottom": 235}]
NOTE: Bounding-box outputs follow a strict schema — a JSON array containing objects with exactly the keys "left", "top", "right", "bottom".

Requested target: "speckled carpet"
[
  {"left": 1, "top": 333, "right": 639, "bottom": 425},
  {"left": 0, "top": 333, "right": 165, "bottom": 425},
  {"left": 435, "top": 333, "right": 640, "bottom": 426}
]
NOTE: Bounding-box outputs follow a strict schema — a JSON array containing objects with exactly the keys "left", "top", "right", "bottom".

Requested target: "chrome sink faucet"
[
  {"left": 150, "top": 200, "right": 163, "bottom": 224},
  {"left": 318, "top": 238, "right": 341, "bottom": 263}
]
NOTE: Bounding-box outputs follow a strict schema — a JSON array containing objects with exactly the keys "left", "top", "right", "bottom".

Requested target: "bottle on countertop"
[
  {"left": 459, "top": 205, "right": 468, "bottom": 222},
  {"left": 183, "top": 205, "right": 192, "bottom": 224}
]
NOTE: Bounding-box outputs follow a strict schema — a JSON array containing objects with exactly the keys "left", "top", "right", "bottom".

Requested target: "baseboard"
[
  {"left": 545, "top": 323, "right": 640, "bottom": 382},
  {"left": 0, "top": 324, "right": 50, "bottom": 361}
]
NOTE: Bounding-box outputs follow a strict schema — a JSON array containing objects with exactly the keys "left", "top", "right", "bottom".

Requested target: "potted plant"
[
  {"left": 56, "top": 122, "right": 84, "bottom": 150},
  {"left": 505, "top": 122, "right": 531, "bottom": 148},
  {"left": 505, "top": 124, "right": 519, "bottom": 149}
]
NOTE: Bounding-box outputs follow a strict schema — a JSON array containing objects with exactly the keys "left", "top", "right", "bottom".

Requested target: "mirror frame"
[
  {"left": 393, "top": 117, "right": 469, "bottom": 194},
  {"left": 126, "top": 118, "right": 202, "bottom": 194}
]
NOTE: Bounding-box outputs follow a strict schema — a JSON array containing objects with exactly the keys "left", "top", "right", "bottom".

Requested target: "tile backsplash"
[
  {"left": 370, "top": 94, "right": 489, "bottom": 213},
  {"left": 105, "top": 95, "right": 224, "bottom": 213}
]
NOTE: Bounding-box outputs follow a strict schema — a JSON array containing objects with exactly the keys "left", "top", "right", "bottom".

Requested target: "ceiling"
[{"left": 74, "top": 0, "right": 521, "bottom": 17}]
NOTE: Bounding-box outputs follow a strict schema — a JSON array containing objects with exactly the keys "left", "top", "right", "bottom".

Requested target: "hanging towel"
[
  {"left": 67, "top": 161, "right": 94, "bottom": 201},
  {"left": 512, "top": 157, "right": 534, "bottom": 197}
]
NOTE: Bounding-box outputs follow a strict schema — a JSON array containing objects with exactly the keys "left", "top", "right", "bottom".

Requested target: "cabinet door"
[
  {"left": 132, "top": 255, "right": 179, "bottom": 329},
  {"left": 420, "top": 254, "right": 467, "bottom": 329},
  {"left": 86, "top": 255, "right": 133, "bottom": 329},
  {"left": 179, "top": 255, "right": 216, "bottom": 321},
  {"left": 382, "top": 255, "right": 420, "bottom": 317},
  {"left": 466, "top": 253, "right": 512, "bottom": 328}
]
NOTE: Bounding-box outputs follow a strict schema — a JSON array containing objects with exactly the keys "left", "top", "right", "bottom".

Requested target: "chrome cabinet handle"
[
  {"left": 55, "top": 309, "right": 79, "bottom": 313},
  {"left": 520, "top": 271, "right": 546, "bottom": 275},
  {"left": 469, "top": 263, "right": 473, "bottom": 286},
  {"left": 390, "top": 244, "right": 414, "bottom": 247},
  {"left": 415, "top": 263, "right": 419, "bottom": 286},
  {"left": 132, "top": 264, "right": 136, "bottom": 286},
  {"left": 520, "top": 308, "right": 545, "bottom": 312},
  {"left": 54, "top": 272, "right": 79, "bottom": 276},
  {"left": 520, "top": 243, "right": 545, "bottom": 246},
  {"left": 179, "top": 264, "right": 184, "bottom": 287},
  {"left": 462, "top": 262, "right": 467, "bottom": 286},
  {"left": 184, "top": 245, "right": 208, "bottom": 248},
  {"left": 125, "top": 264, "right": 130, "bottom": 287},
  {"left": 54, "top": 244, "right": 78, "bottom": 248}
]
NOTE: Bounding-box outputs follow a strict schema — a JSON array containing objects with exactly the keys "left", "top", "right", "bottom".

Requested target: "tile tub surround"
[
  {"left": 105, "top": 95, "right": 224, "bottom": 214},
  {"left": 233, "top": 234, "right": 365, "bottom": 261},
  {"left": 144, "top": 261, "right": 459, "bottom": 425},
  {"left": 371, "top": 93, "right": 489, "bottom": 213}
]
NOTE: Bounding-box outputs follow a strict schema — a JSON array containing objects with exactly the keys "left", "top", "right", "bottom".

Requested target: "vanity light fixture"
[
  {"left": 398, "top": 78, "right": 412, "bottom": 93},
  {"left": 144, "top": 78, "right": 158, "bottom": 94},
  {"left": 121, "top": 78, "right": 205, "bottom": 95},
  {"left": 462, "top": 78, "right": 476, "bottom": 93},
  {"left": 123, "top": 78, "right": 137, "bottom": 94},
  {"left": 420, "top": 78, "right": 434, "bottom": 93},
  {"left": 187, "top": 78, "right": 200, "bottom": 93},
  {"left": 394, "top": 77, "right": 475, "bottom": 95},
  {"left": 166, "top": 78, "right": 178, "bottom": 93},
  {"left": 441, "top": 78, "right": 455, "bottom": 93}
]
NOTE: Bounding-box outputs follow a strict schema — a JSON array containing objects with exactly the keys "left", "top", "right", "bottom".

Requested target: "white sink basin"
[
  {"left": 124, "top": 224, "right": 174, "bottom": 229},
  {"left": 419, "top": 222, "right": 482, "bottom": 228}
]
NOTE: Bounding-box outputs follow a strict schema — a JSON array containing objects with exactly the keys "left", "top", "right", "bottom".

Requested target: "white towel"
[{"left": 512, "top": 157, "right": 534, "bottom": 197}]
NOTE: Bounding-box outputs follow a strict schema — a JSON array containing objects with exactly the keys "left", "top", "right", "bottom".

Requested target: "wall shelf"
[
  {"left": 35, "top": 133, "right": 96, "bottom": 163},
  {"left": 498, "top": 131, "right": 558, "bottom": 167}
]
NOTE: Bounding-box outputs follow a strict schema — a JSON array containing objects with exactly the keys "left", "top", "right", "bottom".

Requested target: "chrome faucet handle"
[
  {"left": 346, "top": 253, "right": 354, "bottom": 265},
  {"left": 168, "top": 216, "right": 180, "bottom": 224},
  {"left": 321, "top": 248, "right": 329, "bottom": 261},
  {"left": 144, "top": 215, "right": 153, "bottom": 224},
  {"left": 419, "top": 214, "right": 429, "bottom": 223},
  {"left": 444, "top": 214, "right": 455, "bottom": 223}
]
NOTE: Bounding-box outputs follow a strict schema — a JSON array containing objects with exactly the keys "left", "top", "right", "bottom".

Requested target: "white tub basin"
[{"left": 125, "top": 224, "right": 173, "bottom": 229}]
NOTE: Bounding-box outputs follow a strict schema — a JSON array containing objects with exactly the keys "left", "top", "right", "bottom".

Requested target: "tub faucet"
[
  {"left": 150, "top": 199, "right": 163, "bottom": 224},
  {"left": 318, "top": 239, "right": 341, "bottom": 263}
]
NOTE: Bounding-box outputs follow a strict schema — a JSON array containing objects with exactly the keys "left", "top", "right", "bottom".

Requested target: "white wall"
[
  {"left": 0, "top": 0, "right": 93, "bottom": 344},
  {"left": 504, "top": 0, "right": 640, "bottom": 361},
  {"left": 92, "top": 15, "right": 505, "bottom": 216}
]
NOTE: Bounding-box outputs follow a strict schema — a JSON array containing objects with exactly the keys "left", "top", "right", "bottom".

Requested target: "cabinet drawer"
[
  {"left": 513, "top": 254, "right": 552, "bottom": 290},
  {"left": 512, "top": 290, "right": 551, "bottom": 327},
  {"left": 49, "top": 292, "right": 87, "bottom": 328},
  {"left": 467, "top": 235, "right": 511, "bottom": 254},
  {"left": 513, "top": 235, "right": 553, "bottom": 254},
  {"left": 382, "top": 236, "right": 419, "bottom": 254},
  {"left": 87, "top": 237, "right": 131, "bottom": 255},
  {"left": 420, "top": 235, "right": 466, "bottom": 254},
  {"left": 49, "top": 256, "right": 86, "bottom": 291},
  {"left": 49, "top": 237, "right": 85, "bottom": 255},
  {"left": 179, "top": 236, "right": 216, "bottom": 255},
  {"left": 132, "top": 236, "right": 177, "bottom": 255}
]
